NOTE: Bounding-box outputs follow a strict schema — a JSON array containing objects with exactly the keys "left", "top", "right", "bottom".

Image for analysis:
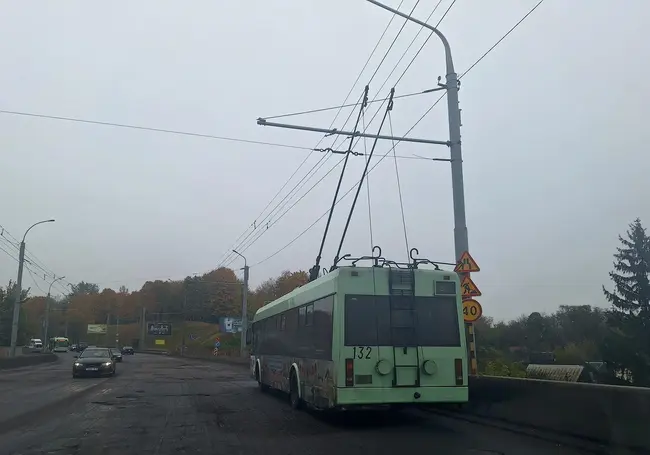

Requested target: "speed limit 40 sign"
[{"left": 462, "top": 299, "right": 483, "bottom": 322}]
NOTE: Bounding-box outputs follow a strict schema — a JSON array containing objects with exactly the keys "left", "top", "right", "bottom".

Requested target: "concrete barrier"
[
  {"left": 458, "top": 375, "right": 650, "bottom": 451},
  {"left": 0, "top": 352, "right": 58, "bottom": 370},
  {"left": 138, "top": 349, "right": 249, "bottom": 368}
]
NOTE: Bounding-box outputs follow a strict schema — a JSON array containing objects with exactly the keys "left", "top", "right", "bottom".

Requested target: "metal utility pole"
[
  {"left": 44, "top": 275, "right": 66, "bottom": 349},
  {"left": 105, "top": 313, "right": 110, "bottom": 347},
  {"left": 367, "top": 0, "right": 476, "bottom": 374},
  {"left": 140, "top": 306, "right": 146, "bottom": 349},
  {"left": 232, "top": 250, "right": 249, "bottom": 357},
  {"left": 366, "top": 0, "right": 468, "bottom": 261},
  {"left": 9, "top": 219, "right": 55, "bottom": 357},
  {"left": 181, "top": 292, "right": 187, "bottom": 357}
]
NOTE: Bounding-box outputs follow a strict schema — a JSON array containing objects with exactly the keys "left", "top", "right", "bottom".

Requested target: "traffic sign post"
[{"left": 455, "top": 250, "right": 481, "bottom": 376}]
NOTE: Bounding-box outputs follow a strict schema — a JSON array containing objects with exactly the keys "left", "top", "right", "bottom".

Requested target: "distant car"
[
  {"left": 28, "top": 338, "right": 43, "bottom": 353},
  {"left": 77, "top": 342, "right": 89, "bottom": 352},
  {"left": 70, "top": 344, "right": 77, "bottom": 351},
  {"left": 121, "top": 346, "right": 134, "bottom": 355},
  {"left": 72, "top": 348, "right": 116, "bottom": 378},
  {"left": 108, "top": 348, "right": 123, "bottom": 362}
]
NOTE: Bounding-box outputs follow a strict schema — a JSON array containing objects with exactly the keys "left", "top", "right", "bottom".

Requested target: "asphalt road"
[{"left": 0, "top": 353, "right": 607, "bottom": 455}]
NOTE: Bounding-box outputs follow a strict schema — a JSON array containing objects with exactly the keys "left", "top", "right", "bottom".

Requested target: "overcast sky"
[{"left": 1, "top": 0, "right": 648, "bottom": 321}]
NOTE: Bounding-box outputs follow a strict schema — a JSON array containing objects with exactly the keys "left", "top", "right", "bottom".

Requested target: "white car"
[{"left": 28, "top": 338, "right": 43, "bottom": 353}]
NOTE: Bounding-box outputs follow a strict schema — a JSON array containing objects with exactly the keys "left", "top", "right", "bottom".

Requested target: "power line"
[
  {"left": 460, "top": 0, "right": 546, "bottom": 78},
  {"left": 366, "top": 0, "right": 422, "bottom": 85},
  {"left": 260, "top": 87, "right": 437, "bottom": 121},
  {"left": 393, "top": 0, "right": 458, "bottom": 87},
  {"left": 251, "top": 0, "right": 547, "bottom": 268},
  {"left": 0, "top": 109, "right": 313, "bottom": 151},
  {"left": 218, "top": 2, "right": 412, "bottom": 267},
  {"left": 224, "top": 95, "right": 393, "bottom": 265},
  {"left": 0, "top": 224, "right": 70, "bottom": 293}
]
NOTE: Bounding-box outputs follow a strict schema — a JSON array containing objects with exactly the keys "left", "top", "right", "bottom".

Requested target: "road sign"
[
  {"left": 460, "top": 275, "right": 482, "bottom": 299},
  {"left": 215, "top": 341, "right": 221, "bottom": 349},
  {"left": 454, "top": 251, "right": 480, "bottom": 273},
  {"left": 462, "top": 299, "right": 483, "bottom": 322},
  {"left": 147, "top": 322, "right": 172, "bottom": 336}
]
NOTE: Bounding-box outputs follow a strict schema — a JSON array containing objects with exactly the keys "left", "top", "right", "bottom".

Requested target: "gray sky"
[{"left": 1, "top": 0, "right": 648, "bottom": 321}]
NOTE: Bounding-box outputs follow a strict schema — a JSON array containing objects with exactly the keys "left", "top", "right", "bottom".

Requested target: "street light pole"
[
  {"left": 44, "top": 275, "right": 66, "bottom": 350},
  {"left": 232, "top": 250, "right": 249, "bottom": 358},
  {"left": 366, "top": 1, "right": 477, "bottom": 375},
  {"left": 366, "top": 0, "right": 468, "bottom": 261},
  {"left": 9, "top": 219, "right": 56, "bottom": 357}
]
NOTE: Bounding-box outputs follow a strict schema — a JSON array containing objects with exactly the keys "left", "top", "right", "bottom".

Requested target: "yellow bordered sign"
[{"left": 462, "top": 299, "right": 483, "bottom": 322}]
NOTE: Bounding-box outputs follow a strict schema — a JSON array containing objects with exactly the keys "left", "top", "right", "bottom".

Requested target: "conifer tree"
[{"left": 602, "top": 218, "right": 650, "bottom": 386}]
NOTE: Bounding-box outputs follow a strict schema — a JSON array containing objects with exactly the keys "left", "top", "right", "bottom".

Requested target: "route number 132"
[{"left": 352, "top": 346, "right": 372, "bottom": 359}]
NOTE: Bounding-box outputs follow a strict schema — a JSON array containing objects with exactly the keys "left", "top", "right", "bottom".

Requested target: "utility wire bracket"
[{"left": 256, "top": 118, "right": 450, "bottom": 147}]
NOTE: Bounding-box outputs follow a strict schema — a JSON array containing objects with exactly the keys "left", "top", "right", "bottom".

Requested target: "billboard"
[
  {"left": 147, "top": 322, "right": 172, "bottom": 336},
  {"left": 87, "top": 324, "right": 107, "bottom": 334},
  {"left": 219, "top": 317, "right": 242, "bottom": 334}
]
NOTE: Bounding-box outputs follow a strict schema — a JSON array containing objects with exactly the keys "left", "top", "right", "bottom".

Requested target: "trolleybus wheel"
[
  {"left": 257, "top": 365, "right": 269, "bottom": 392},
  {"left": 289, "top": 371, "right": 302, "bottom": 410}
]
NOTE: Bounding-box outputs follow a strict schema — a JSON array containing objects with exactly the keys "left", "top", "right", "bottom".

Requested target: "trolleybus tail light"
[
  {"left": 345, "top": 358, "right": 354, "bottom": 386},
  {"left": 455, "top": 358, "right": 463, "bottom": 385}
]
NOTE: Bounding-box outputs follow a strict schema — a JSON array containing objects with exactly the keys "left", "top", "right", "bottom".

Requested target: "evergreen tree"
[{"left": 602, "top": 218, "right": 650, "bottom": 386}]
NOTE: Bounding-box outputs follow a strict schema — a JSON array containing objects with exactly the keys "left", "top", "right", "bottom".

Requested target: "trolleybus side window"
[{"left": 255, "top": 295, "right": 334, "bottom": 360}]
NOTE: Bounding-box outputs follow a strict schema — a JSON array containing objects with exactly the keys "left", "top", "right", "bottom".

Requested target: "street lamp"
[
  {"left": 232, "top": 250, "right": 249, "bottom": 357},
  {"left": 365, "top": 0, "right": 468, "bottom": 261},
  {"left": 44, "top": 275, "right": 66, "bottom": 349},
  {"left": 9, "top": 218, "right": 56, "bottom": 357}
]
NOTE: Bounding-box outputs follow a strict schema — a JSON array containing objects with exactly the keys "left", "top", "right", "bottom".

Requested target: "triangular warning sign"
[
  {"left": 460, "top": 275, "right": 482, "bottom": 299},
  {"left": 454, "top": 251, "right": 480, "bottom": 273}
]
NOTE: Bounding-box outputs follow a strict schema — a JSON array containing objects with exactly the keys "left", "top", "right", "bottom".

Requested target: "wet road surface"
[{"left": 0, "top": 353, "right": 601, "bottom": 455}]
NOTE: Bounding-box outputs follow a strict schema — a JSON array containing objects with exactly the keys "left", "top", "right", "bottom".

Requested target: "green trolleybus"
[
  {"left": 50, "top": 337, "right": 70, "bottom": 353},
  {"left": 250, "top": 259, "right": 468, "bottom": 410}
]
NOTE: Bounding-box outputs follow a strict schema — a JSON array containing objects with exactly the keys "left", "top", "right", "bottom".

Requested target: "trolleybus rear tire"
[
  {"left": 256, "top": 365, "right": 269, "bottom": 392},
  {"left": 289, "top": 371, "right": 302, "bottom": 410}
]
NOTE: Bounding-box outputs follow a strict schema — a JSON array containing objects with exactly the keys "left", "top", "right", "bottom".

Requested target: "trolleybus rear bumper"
[{"left": 336, "top": 386, "right": 468, "bottom": 407}]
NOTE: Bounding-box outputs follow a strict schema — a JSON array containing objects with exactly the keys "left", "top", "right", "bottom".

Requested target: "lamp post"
[
  {"left": 232, "top": 250, "right": 249, "bottom": 357},
  {"left": 44, "top": 275, "right": 66, "bottom": 349},
  {"left": 365, "top": 0, "right": 468, "bottom": 260},
  {"left": 9, "top": 219, "right": 56, "bottom": 357}
]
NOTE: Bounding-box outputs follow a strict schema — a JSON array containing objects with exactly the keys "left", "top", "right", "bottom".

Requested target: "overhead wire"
[
  {"left": 260, "top": 87, "right": 435, "bottom": 121},
  {"left": 250, "top": 0, "right": 547, "bottom": 268},
  {"left": 393, "top": 0, "right": 458, "bottom": 87},
  {"left": 0, "top": 109, "right": 313, "bottom": 151},
  {"left": 223, "top": 95, "right": 392, "bottom": 265},
  {"left": 217, "top": 95, "right": 364, "bottom": 268},
  {"left": 0, "top": 224, "right": 70, "bottom": 294},
  {"left": 217, "top": 3, "right": 409, "bottom": 267},
  {"left": 366, "top": 0, "right": 422, "bottom": 85}
]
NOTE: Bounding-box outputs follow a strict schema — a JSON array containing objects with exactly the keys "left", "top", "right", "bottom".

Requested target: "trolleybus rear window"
[{"left": 344, "top": 295, "right": 461, "bottom": 347}]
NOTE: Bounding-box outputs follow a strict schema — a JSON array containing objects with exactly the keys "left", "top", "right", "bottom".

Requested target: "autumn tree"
[
  {"left": 602, "top": 218, "right": 650, "bottom": 386},
  {"left": 0, "top": 281, "right": 30, "bottom": 345}
]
